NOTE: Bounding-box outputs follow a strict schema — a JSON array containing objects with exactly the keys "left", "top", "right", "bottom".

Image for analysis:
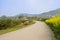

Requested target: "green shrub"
[
  {"left": 0, "top": 18, "right": 27, "bottom": 30},
  {"left": 45, "top": 15, "right": 60, "bottom": 40}
]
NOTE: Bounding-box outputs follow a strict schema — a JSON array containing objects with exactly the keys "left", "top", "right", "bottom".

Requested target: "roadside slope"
[{"left": 0, "top": 21, "right": 55, "bottom": 40}]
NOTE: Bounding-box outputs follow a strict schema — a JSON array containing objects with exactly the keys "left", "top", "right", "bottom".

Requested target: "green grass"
[{"left": 0, "top": 21, "right": 35, "bottom": 35}]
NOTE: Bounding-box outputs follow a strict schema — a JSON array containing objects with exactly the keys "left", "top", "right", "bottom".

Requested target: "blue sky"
[{"left": 0, "top": 0, "right": 60, "bottom": 16}]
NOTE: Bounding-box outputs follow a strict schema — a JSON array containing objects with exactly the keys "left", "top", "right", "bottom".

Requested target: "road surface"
[{"left": 0, "top": 21, "right": 55, "bottom": 40}]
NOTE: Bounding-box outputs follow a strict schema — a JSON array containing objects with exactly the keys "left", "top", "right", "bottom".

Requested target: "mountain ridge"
[
  {"left": 16, "top": 8, "right": 60, "bottom": 18},
  {"left": 38, "top": 8, "right": 60, "bottom": 18}
]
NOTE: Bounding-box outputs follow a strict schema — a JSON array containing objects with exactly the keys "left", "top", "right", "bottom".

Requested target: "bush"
[
  {"left": 0, "top": 18, "right": 27, "bottom": 30},
  {"left": 45, "top": 15, "right": 60, "bottom": 40},
  {"left": 0, "top": 19, "right": 12, "bottom": 29}
]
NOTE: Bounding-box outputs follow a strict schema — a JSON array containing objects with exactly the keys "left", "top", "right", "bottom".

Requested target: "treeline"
[
  {"left": 0, "top": 16, "right": 30, "bottom": 30},
  {"left": 0, "top": 18, "right": 26, "bottom": 30},
  {"left": 45, "top": 15, "right": 60, "bottom": 40},
  {"left": 28, "top": 16, "right": 41, "bottom": 21}
]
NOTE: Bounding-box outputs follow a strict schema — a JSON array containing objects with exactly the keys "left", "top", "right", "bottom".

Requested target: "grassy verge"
[
  {"left": 45, "top": 16, "right": 60, "bottom": 40},
  {"left": 0, "top": 21, "right": 35, "bottom": 35}
]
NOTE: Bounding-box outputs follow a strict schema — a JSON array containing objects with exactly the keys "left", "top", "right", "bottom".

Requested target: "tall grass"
[
  {"left": 45, "top": 15, "right": 60, "bottom": 40},
  {"left": 0, "top": 18, "right": 26, "bottom": 30},
  {"left": 0, "top": 16, "right": 35, "bottom": 35}
]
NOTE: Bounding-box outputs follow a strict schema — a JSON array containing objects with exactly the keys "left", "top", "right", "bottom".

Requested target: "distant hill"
[
  {"left": 16, "top": 8, "right": 60, "bottom": 18},
  {"left": 38, "top": 8, "right": 60, "bottom": 18},
  {"left": 16, "top": 13, "right": 38, "bottom": 17}
]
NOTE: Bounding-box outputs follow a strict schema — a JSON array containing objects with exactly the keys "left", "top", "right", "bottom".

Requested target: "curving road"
[{"left": 0, "top": 21, "right": 55, "bottom": 40}]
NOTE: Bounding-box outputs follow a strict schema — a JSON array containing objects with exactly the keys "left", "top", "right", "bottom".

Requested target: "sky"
[{"left": 0, "top": 0, "right": 60, "bottom": 16}]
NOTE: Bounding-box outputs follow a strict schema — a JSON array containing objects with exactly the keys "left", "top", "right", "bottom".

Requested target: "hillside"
[
  {"left": 15, "top": 8, "right": 60, "bottom": 18},
  {"left": 39, "top": 8, "right": 60, "bottom": 18}
]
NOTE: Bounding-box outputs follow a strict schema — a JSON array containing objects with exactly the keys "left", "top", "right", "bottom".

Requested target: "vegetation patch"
[
  {"left": 0, "top": 16, "right": 35, "bottom": 35},
  {"left": 45, "top": 15, "right": 60, "bottom": 40}
]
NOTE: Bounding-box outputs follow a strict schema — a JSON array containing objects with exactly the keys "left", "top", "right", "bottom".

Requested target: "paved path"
[{"left": 0, "top": 21, "right": 55, "bottom": 40}]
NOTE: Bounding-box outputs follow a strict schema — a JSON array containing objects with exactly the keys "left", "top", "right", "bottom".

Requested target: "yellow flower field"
[{"left": 45, "top": 15, "right": 60, "bottom": 40}]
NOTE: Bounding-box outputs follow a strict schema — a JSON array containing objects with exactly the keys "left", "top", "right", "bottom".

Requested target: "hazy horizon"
[{"left": 0, "top": 0, "right": 60, "bottom": 16}]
